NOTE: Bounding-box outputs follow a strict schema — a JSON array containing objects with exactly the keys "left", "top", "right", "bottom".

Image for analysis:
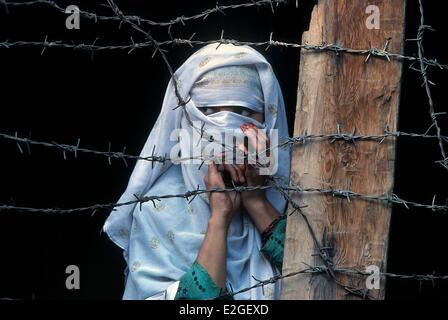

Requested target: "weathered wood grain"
[{"left": 281, "top": 0, "right": 406, "bottom": 300}]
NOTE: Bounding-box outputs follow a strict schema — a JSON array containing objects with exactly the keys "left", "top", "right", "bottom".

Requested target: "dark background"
[{"left": 0, "top": 0, "right": 447, "bottom": 300}]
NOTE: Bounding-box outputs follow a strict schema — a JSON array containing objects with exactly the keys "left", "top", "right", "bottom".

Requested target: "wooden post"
[{"left": 281, "top": 0, "right": 406, "bottom": 299}]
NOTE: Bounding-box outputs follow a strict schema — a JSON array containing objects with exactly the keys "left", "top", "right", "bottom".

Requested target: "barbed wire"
[
  {"left": 209, "top": 265, "right": 448, "bottom": 300},
  {"left": 0, "top": 0, "right": 289, "bottom": 34},
  {"left": 1, "top": 35, "right": 447, "bottom": 71},
  {"left": 0, "top": 132, "right": 167, "bottom": 166},
  {"left": 1, "top": 180, "right": 447, "bottom": 215},
  {"left": 411, "top": 0, "right": 448, "bottom": 170},
  {"left": 2, "top": 128, "right": 447, "bottom": 166},
  {"left": 104, "top": 0, "right": 187, "bottom": 112}
]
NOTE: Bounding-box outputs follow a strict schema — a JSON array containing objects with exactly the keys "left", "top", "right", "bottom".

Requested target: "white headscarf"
[
  {"left": 103, "top": 43, "right": 291, "bottom": 300},
  {"left": 190, "top": 64, "right": 265, "bottom": 112}
]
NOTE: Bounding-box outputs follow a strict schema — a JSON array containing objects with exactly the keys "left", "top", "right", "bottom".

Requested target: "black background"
[{"left": 0, "top": 0, "right": 447, "bottom": 300}]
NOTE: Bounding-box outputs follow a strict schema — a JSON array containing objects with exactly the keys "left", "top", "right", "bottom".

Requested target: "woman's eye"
[
  {"left": 240, "top": 109, "right": 253, "bottom": 117},
  {"left": 202, "top": 107, "right": 214, "bottom": 115}
]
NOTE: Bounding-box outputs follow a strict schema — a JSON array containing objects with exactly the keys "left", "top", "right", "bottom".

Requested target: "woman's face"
[{"left": 198, "top": 106, "right": 264, "bottom": 124}]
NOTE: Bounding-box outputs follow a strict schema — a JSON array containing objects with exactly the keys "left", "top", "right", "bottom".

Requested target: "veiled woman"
[{"left": 103, "top": 43, "right": 291, "bottom": 300}]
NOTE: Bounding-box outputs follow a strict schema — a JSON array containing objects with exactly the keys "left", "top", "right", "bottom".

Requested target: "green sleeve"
[
  {"left": 260, "top": 217, "right": 286, "bottom": 271},
  {"left": 174, "top": 260, "right": 233, "bottom": 300}
]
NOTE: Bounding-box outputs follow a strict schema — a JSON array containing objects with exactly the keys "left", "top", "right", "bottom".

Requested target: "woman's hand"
[
  {"left": 217, "top": 123, "right": 280, "bottom": 234},
  {"left": 238, "top": 123, "right": 271, "bottom": 210},
  {"left": 204, "top": 161, "right": 241, "bottom": 230}
]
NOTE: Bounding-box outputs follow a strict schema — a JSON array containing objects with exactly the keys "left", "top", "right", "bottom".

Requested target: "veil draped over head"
[{"left": 103, "top": 43, "right": 291, "bottom": 300}]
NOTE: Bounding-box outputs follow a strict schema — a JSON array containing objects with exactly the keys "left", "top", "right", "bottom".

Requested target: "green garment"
[
  {"left": 174, "top": 218, "right": 286, "bottom": 300},
  {"left": 174, "top": 260, "right": 232, "bottom": 300},
  {"left": 260, "top": 217, "right": 286, "bottom": 271}
]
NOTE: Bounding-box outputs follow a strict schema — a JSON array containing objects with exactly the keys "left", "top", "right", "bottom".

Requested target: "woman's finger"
[
  {"left": 241, "top": 124, "right": 264, "bottom": 165},
  {"left": 250, "top": 124, "right": 269, "bottom": 152},
  {"left": 236, "top": 142, "right": 249, "bottom": 165},
  {"left": 223, "top": 164, "right": 239, "bottom": 183},
  {"left": 232, "top": 164, "right": 246, "bottom": 184},
  {"left": 235, "top": 163, "right": 246, "bottom": 174},
  {"left": 207, "top": 161, "right": 225, "bottom": 187},
  {"left": 243, "top": 124, "right": 265, "bottom": 152},
  {"left": 245, "top": 163, "right": 259, "bottom": 178},
  {"left": 243, "top": 124, "right": 272, "bottom": 161},
  {"left": 215, "top": 151, "right": 226, "bottom": 164},
  {"left": 257, "top": 128, "right": 270, "bottom": 158},
  {"left": 241, "top": 124, "right": 258, "bottom": 152},
  {"left": 241, "top": 125, "right": 257, "bottom": 168},
  {"left": 208, "top": 161, "right": 219, "bottom": 175}
]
